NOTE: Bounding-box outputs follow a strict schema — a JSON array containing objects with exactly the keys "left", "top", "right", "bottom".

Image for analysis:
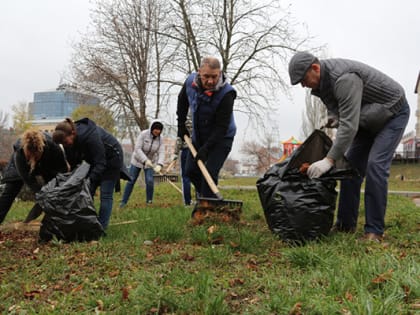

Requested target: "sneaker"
[
  {"left": 358, "top": 232, "right": 383, "bottom": 243},
  {"left": 330, "top": 224, "right": 356, "bottom": 234},
  {"left": 119, "top": 202, "right": 126, "bottom": 209},
  {"left": 146, "top": 200, "right": 153, "bottom": 204}
]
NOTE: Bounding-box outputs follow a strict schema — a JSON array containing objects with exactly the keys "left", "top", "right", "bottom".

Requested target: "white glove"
[
  {"left": 307, "top": 158, "right": 334, "bottom": 179},
  {"left": 153, "top": 164, "right": 162, "bottom": 173},
  {"left": 325, "top": 117, "right": 339, "bottom": 128},
  {"left": 175, "top": 137, "right": 183, "bottom": 153},
  {"left": 145, "top": 160, "right": 154, "bottom": 168}
]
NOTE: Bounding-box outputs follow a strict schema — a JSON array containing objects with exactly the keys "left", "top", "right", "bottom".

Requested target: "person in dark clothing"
[
  {"left": 0, "top": 128, "right": 69, "bottom": 224},
  {"left": 53, "top": 118, "right": 130, "bottom": 229},
  {"left": 177, "top": 56, "right": 237, "bottom": 207},
  {"left": 288, "top": 51, "right": 410, "bottom": 242},
  {"left": 173, "top": 117, "right": 193, "bottom": 206}
]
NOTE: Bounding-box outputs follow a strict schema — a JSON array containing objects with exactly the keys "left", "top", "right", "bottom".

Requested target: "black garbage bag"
[
  {"left": 36, "top": 162, "right": 105, "bottom": 242},
  {"left": 257, "top": 130, "right": 357, "bottom": 243}
]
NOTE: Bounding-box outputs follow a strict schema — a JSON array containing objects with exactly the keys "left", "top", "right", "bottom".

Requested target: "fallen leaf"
[
  {"left": 24, "top": 290, "right": 41, "bottom": 299},
  {"left": 345, "top": 291, "right": 353, "bottom": 301},
  {"left": 289, "top": 302, "right": 302, "bottom": 315},
  {"left": 181, "top": 253, "right": 195, "bottom": 261},
  {"left": 207, "top": 225, "right": 217, "bottom": 234},
  {"left": 109, "top": 270, "right": 120, "bottom": 277},
  {"left": 122, "top": 286, "right": 130, "bottom": 300},
  {"left": 71, "top": 284, "right": 84, "bottom": 293},
  {"left": 228, "top": 278, "right": 245, "bottom": 287},
  {"left": 96, "top": 299, "right": 104, "bottom": 311},
  {"left": 371, "top": 269, "right": 393, "bottom": 284}
]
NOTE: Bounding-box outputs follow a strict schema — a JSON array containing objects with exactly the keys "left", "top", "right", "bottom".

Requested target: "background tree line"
[
  {"left": 68, "top": 0, "right": 313, "bottom": 147},
  {"left": 2, "top": 0, "right": 330, "bottom": 174}
]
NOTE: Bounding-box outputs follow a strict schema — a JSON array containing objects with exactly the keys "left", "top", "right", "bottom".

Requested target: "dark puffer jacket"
[
  {"left": 64, "top": 118, "right": 129, "bottom": 185},
  {"left": 2, "top": 133, "right": 68, "bottom": 192}
]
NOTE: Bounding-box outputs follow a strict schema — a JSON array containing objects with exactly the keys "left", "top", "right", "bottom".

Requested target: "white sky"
[{"left": 1, "top": 0, "right": 419, "bottom": 159}]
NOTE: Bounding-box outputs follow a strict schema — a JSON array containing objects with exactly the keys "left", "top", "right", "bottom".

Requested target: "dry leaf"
[
  {"left": 345, "top": 291, "right": 354, "bottom": 301},
  {"left": 207, "top": 225, "right": 217, "bottom": 234},
  {"left": 371, "top": 269, "right": 394, "bottom": 284},
  {"left": 122, "top": 286, "right": 130, "bottom": 300},
  {"left": 289, "top": 302, "right": 302, "bottom": 315},
  {"left": 96, "top": 299, "right": 104, "bottom": 311}
]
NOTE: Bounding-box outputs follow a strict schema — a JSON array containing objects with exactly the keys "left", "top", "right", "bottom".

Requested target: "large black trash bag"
[
  {"left": 256, "top": 130, "right": 357, "bottom": 243},
  {"left": 36, "top": 162, "right": 105, "bottom": 242}
]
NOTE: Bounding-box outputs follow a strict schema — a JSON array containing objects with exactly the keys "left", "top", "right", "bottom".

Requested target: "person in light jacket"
[
  {"left": 288, "top": 51, "right": 410, "bottom": 242},
  {"left": 120, "top": 120, "right": 165, "bottom": 206}
]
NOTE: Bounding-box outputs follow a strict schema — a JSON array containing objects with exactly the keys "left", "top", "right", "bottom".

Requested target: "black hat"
[
  {"left": 151, "top": 121, "right": 163, "bottom": 131},
  {"left": 288, "top": 52, "right": 317, "bottom": 85}
]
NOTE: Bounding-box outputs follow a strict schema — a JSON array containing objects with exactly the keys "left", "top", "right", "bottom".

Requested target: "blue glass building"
[{"left": 29, "top": 84, "right": 100, "bottom": 120}]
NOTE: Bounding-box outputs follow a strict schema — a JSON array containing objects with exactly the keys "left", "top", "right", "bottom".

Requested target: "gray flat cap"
[{"left": 288, "top": 52, "right": 317, "bottom": 85}]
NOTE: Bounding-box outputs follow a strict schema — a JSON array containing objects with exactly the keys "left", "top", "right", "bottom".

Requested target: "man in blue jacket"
[
  {"left": 177, "top": 56, "right": 237, "bottom": 210},
  {"left": 288, "top": 51, "right": 410, "bottom": 242}
]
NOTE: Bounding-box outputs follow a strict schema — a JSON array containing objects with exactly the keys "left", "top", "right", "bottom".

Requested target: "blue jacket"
[{"left": 185, "top": 72, "right": 236, "bottom": 146}]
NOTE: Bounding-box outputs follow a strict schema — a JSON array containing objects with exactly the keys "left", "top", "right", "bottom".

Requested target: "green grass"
[{"left": 0, "top": 164, "right": 419, "bottom": 314}]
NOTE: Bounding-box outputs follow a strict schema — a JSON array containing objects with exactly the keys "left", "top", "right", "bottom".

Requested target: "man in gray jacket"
[{"left": 288, "top": 52, "right": 410, "bottom": 242}]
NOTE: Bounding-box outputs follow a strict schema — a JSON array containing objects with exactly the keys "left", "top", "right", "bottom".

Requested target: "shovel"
[{"left": 183, "top": 135, "right": 243, "bottom": 221}]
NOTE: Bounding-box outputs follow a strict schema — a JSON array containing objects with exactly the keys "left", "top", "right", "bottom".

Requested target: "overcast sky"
[{"left": 1, "top": 0, "right": 419, "bottom": 158}]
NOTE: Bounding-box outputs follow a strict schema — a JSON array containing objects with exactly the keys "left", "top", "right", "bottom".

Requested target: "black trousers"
[
  {"left": 185, "top": 138, "right": 233, "bottom": 198},
  {"left": 0, "top": 180, "right": 23, "bottom": 223}
]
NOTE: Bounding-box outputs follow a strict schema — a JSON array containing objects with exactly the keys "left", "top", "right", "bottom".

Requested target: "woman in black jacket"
[
  {"left": 0, "top": 128, "right": 69, "bottom": 224},
  {"left": 53, "top": 118, "right": 129, "bottom": 229}
]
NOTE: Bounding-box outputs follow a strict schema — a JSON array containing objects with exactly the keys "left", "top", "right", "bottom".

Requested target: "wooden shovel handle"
[{"left": 183, "top": 135, "right": 222, "bottom": 198}]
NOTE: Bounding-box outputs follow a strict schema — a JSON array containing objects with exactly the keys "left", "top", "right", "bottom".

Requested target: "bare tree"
[
  {"left": 240, "top": 132, "right": 281, "bottom": 175},
  {"left": 70, "top": 0, "right": 177, "bottom": 146},
  {"left": 168, "top": 0, "right": 310, "bottom": 127},
  {"left": 222, "top": 157, "right": 240, "bottom": 175},
  {"left": 70, "top": 0, "right": 314, "bottom": 145},
  {"left": 0, "top": 111, "right": 15, "bottom": 161},
  {"left": 300, "top": 90, "right": 334, "bottom": 139}
]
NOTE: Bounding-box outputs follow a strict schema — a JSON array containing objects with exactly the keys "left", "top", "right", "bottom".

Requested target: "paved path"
[{"left": 220, "top": 185, "right": 420, "bottom": 207}]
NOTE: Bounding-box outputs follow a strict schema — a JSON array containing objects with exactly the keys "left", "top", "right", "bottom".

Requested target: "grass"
[{"left": 0, "top": 163, "right": 419, "bottom": 314}]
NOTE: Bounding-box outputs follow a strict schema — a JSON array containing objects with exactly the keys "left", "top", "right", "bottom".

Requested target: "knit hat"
[{"left": 288, "top": 52, "right": 317, "bottom": 85}]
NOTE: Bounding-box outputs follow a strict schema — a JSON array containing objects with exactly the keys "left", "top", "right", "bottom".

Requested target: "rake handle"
[
  {"left": 159, "top": 172, "right": 184, "bottom": 195},
  {"left": 183, "top": 135, "right": 222, "bottom": 199}
]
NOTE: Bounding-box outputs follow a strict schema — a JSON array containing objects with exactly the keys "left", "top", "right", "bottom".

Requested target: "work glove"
[
  {"left": 177, "top": 125, "right": 190, "bottom": 139},
  {"left": 153, "top": 164, "right": 162, "bottom": 173},
  {"left": 175, "top": 137, "right": 183, "bottom": 154},
  {"left": 307, "top": 158, "right": 334, "bottom": 179},
  {"left": 325, "top": 117, "right": 339, "bottom": 128},
  {"left": 195, "top": 146, "right": 209, "bottom": 163},
  {"left": 145, "top": 159, "right": 154, "bottom": 168}
]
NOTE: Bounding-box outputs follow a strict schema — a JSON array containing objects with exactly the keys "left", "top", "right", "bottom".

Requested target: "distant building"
[
  {"left": 28, "top": 84, "right": 100, "bottom": 132},
  {"left": 399, "top": 71, "right": 420, "bottom": 160}
]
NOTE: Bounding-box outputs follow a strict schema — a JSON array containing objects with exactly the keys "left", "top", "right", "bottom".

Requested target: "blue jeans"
[
  {"left": 120, "top": 164, "right": 155, "bottom": 205},
  {"left": 337, "top": 102, "right": 410, "bottom": 235},
  {"left": 91, "top": 179, "right": 116, "bottom": 229},
  {"left": 180, "top": 148, "right": 192, "bottom": 205},
  {"left": 185, "top": 138, "right": 233, "bottom": 198}
]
